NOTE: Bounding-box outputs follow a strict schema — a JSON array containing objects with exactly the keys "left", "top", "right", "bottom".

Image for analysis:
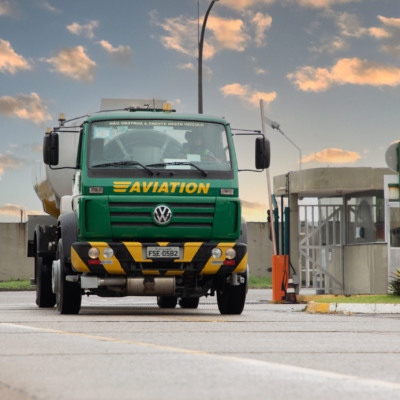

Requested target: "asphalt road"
[{"left": 1, "top": 290, "right": 400, "bottom": 400}]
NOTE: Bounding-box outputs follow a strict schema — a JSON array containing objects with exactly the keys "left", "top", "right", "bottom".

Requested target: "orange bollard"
[{"left": 272, "top": 255, "right": 289, "bottom": 302}]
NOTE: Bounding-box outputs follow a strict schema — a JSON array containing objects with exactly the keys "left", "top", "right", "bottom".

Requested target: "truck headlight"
[
  {"left": 225, "top": 248, "right": 236, "bottom": 260},
  {"left": 211, "top": 248, "right": 222, "bottom": 259},
  {"left": 88, "top": 247, "right": 100, "bottom": 259},
  {"left": 102, "top": 247, "right": 114, "bottom": 259}
]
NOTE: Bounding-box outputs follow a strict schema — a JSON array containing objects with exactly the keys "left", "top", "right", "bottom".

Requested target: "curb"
[
  {"left": 305, "top": 301, "right": 400, "bottom": 314},
  {"left": 297, "top": 294, "right": 367, "bottom": 303}
]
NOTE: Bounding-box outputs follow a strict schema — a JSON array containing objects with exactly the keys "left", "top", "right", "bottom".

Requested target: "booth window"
[{"left": 346, "top": 192, "right": 384, "bottom": 244}]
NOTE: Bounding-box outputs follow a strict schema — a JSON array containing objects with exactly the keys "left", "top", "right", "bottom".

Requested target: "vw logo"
[{"left": 153, "top": 205, "right": 172, "bottom": 225}]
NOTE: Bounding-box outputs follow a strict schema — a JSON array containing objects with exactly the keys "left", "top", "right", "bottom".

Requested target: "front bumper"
[{"left": 71, "top": 241, "right": 247, "bottom": 276}]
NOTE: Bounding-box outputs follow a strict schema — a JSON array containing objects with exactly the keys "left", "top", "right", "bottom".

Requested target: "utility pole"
[{"left": 198, "top": 0, "right": 219, "bottom": 114}]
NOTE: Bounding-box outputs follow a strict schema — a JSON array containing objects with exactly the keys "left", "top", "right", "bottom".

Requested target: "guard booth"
[
  {"left": 273, "top": 167, "right": 394, "bottom": 295},
  {"left": 384, "top": 143, "right": 400, "bottom": 289},
  {"left": 385, "top": 175, "right": 400, "bottom": 283}
]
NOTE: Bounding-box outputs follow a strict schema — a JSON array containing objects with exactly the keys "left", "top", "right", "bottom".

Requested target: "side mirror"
[
  {"left": 43, "top": 132, "right": 59, "bottom": 165},
  {"left": 255, "top": 137, "right": 270, "bottom": 169}
]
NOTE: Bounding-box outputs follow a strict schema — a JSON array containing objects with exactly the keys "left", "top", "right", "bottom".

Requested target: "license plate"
[{"left": 146, "top": 246, "right": 180, "bottom": 259}]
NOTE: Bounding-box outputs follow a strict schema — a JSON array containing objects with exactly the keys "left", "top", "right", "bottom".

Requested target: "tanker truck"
[{"left": 28, "top": 101, "right": 270, "bottom": 314}]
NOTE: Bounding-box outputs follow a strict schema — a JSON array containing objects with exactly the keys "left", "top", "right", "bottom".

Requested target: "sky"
[{"left": 0, "top": 0, "right": 399, "bottom": 223}]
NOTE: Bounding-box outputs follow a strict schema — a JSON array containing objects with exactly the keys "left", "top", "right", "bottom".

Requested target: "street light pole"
[
  {"left": 265, "top": 116, "right": 302, "bottom": 170},
  {"left": 198, "top": 0, "right": 219, "bottom": 114}
]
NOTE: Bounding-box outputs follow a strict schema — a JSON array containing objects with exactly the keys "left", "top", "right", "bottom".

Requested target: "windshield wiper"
[
  {"left": 147, "top": 162, "right": 208, "bottom": 177},
  {"left": 91, "top": 161, "right": 153, "bottom": 175}
]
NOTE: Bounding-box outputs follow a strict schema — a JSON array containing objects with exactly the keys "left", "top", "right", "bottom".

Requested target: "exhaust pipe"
[{"left": 126, "top": 277, "right": 175, "bottom": 296}]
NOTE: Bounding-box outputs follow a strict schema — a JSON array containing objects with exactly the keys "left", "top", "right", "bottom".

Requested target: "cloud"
[
  {"left": 368, "top": 26, "right": 392, "bottom": 40},
  {"left": 155, "top": 14, "right": 198, "bottom": 57},
  {"left": 334, "top": 12, "right": 366, "bottom": 38},
  {"left": 248, "top": 90, "right": 277, "bottom": 107},
  {"left": 177, "top": 62, "right": 195, "bottom": 70},
  {"left": 221, "top": 83, "right": 249, "bottom": 97},
  {"left": 241, "top": 199, "right": 267, "bottom": 221},
  {"left": 207, "top": 16, "right": 250, "bottom": 54},
  {"left": 98, "top": 40, "right": 132, "bottom": 64},
  {"left": 309, "top": 36, "right": 348, "bottom": 54},
  {"left": 152, "top": 9, "right": 273, "bottom": 59},
  {"left": 0, "top": 1, "right": 13, "bottom": 16},
  {"left": 152, "top": 12, "right": 252, "bottom": 60},
  {"left": 241, "top": 199, "right": 266, "bottom": 210},
  {"left": 376, "top": 15, "right": 400, "bottom": 32},
  {"left": 66, "top": 20, "right": 99, "bottom": 39},
  {"left": 364, "top": 16, "right": 400, "bottom": 57},
  {"left": 287, "top": 58, "right": 400, "bottom": 92},
  {"left": 334, "top": 13, "right": 400, "bottom": 40},
  {"left": 310, "top": 12, "right": 400, "bottom": 56},
  {"left": 302, "top": 148, "right": 361, "bottom": 164},
  {"left": 0, "top": 39, "right": 31, "bottom": 74},
  {"left": 0, "top": 152, "right": 24, "bottom": 179},
  {"left": 251, "top": 12, "right": 272, "bottom": 47},
  {"left": 9, "top": 142, "right": 42, "bottom": 153},
  {"left": 221, "top": 0, "right": 274, "bottom": 12},
  {"left": 381, "top": 44, "right": 400, "bottom": 58},
  {"left": 293, "top": 0, "right": 361, "bottom": 8},
  {"left": 287, "top": 66, "right": 332, "bottom": 92},
  {"left": 30, "top": 144, "right": 43, "bottom": 153},
  {"left": 254, "top": 67, "right": 267, "bottom": 74},
  {"left": 46, "top": 46, "right": 96, "bottom": 82},
  {"left": 369, "top": 17, "right": 400, "bottom": 57},
  {"left": 220, "top": 83, "right": 277, "bottom": 107},
  {"left": 0, "top": 92, "right": 51, "bottom": 124},
  {"left": 38, "top": 1, "right": 60, "bottom": 13}
]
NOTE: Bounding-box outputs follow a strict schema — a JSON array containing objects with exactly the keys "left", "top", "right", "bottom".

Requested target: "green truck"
[{"left": 29, "top": 102, "right": 270, "bottom": 314}]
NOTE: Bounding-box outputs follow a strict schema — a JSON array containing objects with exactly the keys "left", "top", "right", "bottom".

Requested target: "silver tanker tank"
[{"left": 33, "top": 128, "right": 79, "bottom": 217}]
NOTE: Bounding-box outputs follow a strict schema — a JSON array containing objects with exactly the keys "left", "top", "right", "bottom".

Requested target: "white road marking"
[{"left": 2, "top": 322, "right": 400, "bottom": 392}]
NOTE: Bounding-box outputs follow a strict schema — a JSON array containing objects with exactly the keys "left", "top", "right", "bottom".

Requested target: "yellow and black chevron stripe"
[{"left": 71, "top": 241, "right": 247, "bottom": 276}]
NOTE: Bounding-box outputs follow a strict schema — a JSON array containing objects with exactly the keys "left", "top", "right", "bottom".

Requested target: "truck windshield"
[{"left": 88, "top": 119, "right": 232, "bottom": 172}]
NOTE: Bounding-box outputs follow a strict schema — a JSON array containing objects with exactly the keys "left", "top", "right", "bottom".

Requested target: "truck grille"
[{"left": 109, "top": 201, "right": 215, "bottom": 228}]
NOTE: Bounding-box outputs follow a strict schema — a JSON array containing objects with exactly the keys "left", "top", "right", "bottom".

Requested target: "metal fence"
[{"left": 299, "top": 204, "right": 344, "bottom": 294}]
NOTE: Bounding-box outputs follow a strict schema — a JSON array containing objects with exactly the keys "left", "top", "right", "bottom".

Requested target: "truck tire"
[
  {"left": 179, "top": 297, "right": 200, "bottom": 309},
  {"left": 56, "top": 240, "right": 81, "bottom": 315},
  {"left": 35, "top": 256, "right": 56, "bottom": 308},
  {"left": 217, "top": 271, "right": 247, "bottom": 315},
  {"left": 157, "top": 296, "right": 177, "bottom": 309}
]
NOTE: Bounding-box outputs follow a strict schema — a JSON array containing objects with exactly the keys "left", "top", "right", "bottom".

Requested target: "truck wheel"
[
  {"left": 56, "top": 241, "right": 81, "bottom": 315},
  {"left": 217, "top": 274, "right": 247, "bottom": 315},
  {"left": 179, "top": 297, "right": 200, "bottom": 309},
  {"left": 157, "top": 296, "right": 177, "bottom": 309},
  {"left": 35, "top": 256, "right": 56, "bottom": 308}
]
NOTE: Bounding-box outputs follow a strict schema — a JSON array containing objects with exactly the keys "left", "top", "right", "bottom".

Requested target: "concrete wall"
[
  {"left": 0, "top": 222, "right": 272, "bottom": 281},
  {"left": 247, "top": 222, "right": 272, "bottom": 278},
  {"left": 344, "top": 243, "right": 388, "bottom": 294},
  {"left": 0, "top": 221, "right": 390, "bottom": 292},
  {"left": 0, "top": 221, "right": 391, "bottom": 293},
  {"left": 0, "top": 223, "right": 32, "bottom": 281}
]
